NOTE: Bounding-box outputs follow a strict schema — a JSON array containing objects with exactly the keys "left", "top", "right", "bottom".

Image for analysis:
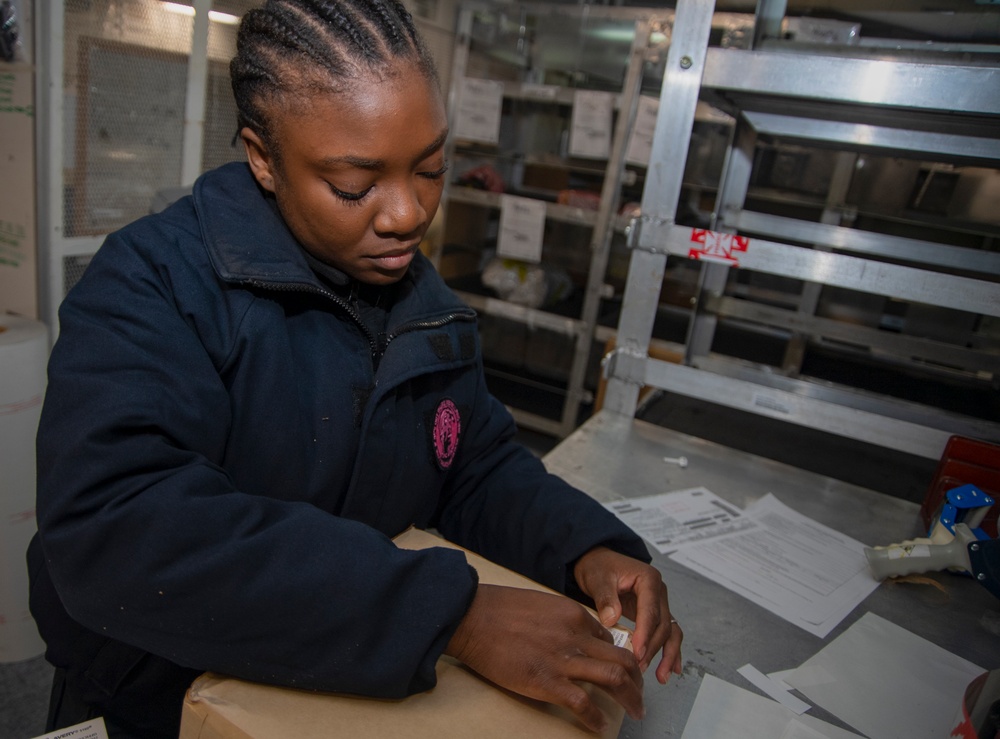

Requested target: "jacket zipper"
[
  {"left": 386, "top": 309, "right": 477, "bottom": 345},
  {"left": 246, "top": 279, "right": 477, "bottom": 365}
]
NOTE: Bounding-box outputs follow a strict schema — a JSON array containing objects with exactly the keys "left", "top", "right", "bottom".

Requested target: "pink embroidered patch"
[{"left": 433, "top": 399, "right": 461, "bottom": 469}]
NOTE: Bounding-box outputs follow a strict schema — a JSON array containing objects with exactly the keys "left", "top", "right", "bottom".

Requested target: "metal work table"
[{"left": 543, "top": 411, "right": 1000, "bottom": 737}]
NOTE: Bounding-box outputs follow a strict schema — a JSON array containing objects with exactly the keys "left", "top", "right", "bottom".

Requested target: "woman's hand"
[
  {"left": 573, "top": 547, "right": 683, "bottom": 684},
  {"left": 444, "top": 584, "right": 644, "bottom": 733}
]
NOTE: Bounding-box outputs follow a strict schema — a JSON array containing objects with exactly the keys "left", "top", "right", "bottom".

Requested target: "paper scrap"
[
  {"left": 785, "top": 612, "right": 984, "bottom": 739},
  {"left": 738, "top": 663, "right": 811, "bottom": 715},
  {"left": 669, "top": 494, "right": 879, "bottom": 638},
  {"left": 603, "top": 486, "right": 758, "bottom": 554},
  {"left": 768, "top": 668, "right": 797, "bottom": 690},
  {"left": 680, "top": 674, "right": 862, "bottom": 739}
]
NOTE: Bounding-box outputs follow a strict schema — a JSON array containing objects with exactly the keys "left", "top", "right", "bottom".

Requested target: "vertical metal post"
[
  {"left": 780, "top": 150, "right": 857, "bottom": 375},
  {"left": 753, "top": 0, "right": 787, "bottom": 47},
  {"left": 432, "top": 4, "right": 473, "bottom": 270},
  {"left": 603, "top": 0, "right": 718, "bottom": 416},
  {"left": 181, "top": 0, "right": 211, "bottom": 186},
  {"left": 559, "top": 19, "right": 651, "bottom": 435},
  {"left": 36, "top": 0, "right": 66, "bottom": 336}
]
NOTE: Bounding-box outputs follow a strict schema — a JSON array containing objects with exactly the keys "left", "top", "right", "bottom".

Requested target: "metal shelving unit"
[
  {"left": 603, "top": 0, "right": 1000, "bottom": 461},
  {"left": 433, "top": 2, "right": 676, "bottom": 437}
]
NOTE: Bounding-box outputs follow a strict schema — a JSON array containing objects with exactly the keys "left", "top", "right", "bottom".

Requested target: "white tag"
[
  {"left": 569, "top": 90, "right": 613, "bottom": 159},
  {"left": 497, "top": 194, "right": 546, "bottom": 263},
  {"left": 610, "top": 627, "right": 630, "bottom": 649},
  {"left": 626, "top": 94, "right": 660, "bottom": 166},
  {"left": 32, "top": 717, "right": 110, "bottom": 739},
  {"left": 454, "top": 78, "right": 503, "bottom": 144}
]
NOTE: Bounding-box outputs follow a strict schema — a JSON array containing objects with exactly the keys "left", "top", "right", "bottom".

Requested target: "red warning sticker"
[{"left": 688, "top": 228, "right": 749, "bottom": 266}]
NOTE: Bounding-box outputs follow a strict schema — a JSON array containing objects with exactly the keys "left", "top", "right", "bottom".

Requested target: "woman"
[{"left": 28, "top": 0, "right": 683, "bottom": 736}]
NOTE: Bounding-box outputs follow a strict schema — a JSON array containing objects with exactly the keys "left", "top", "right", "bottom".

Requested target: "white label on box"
[
  {"left": 32, "top": 717, "right": 109, "bottom": 739},
  {"left": 455, "top": 78, "right": 504, "bottom": 145},
  {"left": 610, "top": 627, "right": 630, "bottom": 649},
  {"left": 626, "top": 95, "right": 660, "bottom": 166},
  {"left": 569, "top": 90, "right": 613, "bottom": 160},
  {"left": 498, "top": 194, "right": 546, "bottom": 263}
]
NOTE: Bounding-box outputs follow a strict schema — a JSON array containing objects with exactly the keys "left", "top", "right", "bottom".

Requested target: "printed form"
[
  {"left": 606, "top": 491, "right": 879, "bottom": 638},
  {"left": 670, "top": 494, "right": 879, "bottom": 637}
]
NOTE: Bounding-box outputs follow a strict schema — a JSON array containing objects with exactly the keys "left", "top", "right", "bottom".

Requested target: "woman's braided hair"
[{"left": 231, "top": 0, "right": 438, "bottom": 156}]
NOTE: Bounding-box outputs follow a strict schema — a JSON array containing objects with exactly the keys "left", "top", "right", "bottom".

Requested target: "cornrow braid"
[{"left": 230, "top": 0, "right": 438, "bottom": 157}]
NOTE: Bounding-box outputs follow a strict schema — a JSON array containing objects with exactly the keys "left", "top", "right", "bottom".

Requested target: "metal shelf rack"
[{"left": 602, "top": 0, "right": 1000, "bottom": 461}]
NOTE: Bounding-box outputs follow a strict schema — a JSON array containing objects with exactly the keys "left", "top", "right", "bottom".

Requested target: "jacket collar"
[{"left": 193, "top": 162, "right": 315, "bottom": 287}]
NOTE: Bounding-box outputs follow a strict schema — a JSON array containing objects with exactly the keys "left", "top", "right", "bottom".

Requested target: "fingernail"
[{"left": 600, "top": 607, "right": 616, "bottom": 625}]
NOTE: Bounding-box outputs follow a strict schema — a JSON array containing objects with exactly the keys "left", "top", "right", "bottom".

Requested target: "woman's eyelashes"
[
  {"left": 327, "top": 163, "right": 447, "bottom": 205},
  {"left": 420, "top": 163, "right": 449, "bottom": 180},
  {"left": 329, "top": 183, "right": 373, "bottom": 204}
]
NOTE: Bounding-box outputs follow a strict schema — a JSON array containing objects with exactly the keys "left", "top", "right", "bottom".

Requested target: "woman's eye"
[
  {"left": 420, "top": 163, "right": 450, "bottom": 180},
  {"left": 329, "top": 184, "right": 373, "bottom": 203}
]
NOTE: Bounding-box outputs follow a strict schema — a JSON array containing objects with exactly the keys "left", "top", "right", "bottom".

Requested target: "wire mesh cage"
[{"left": 61, "top": 0, "right": 257, "bottom": 239}]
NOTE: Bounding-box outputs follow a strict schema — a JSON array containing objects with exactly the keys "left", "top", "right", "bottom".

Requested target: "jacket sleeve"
[
  {"left": 431, "top": 333, "right": 651, "bottom": 595},
  {"left": 34, "top": 227, "right": 477, "bottom": 698}
]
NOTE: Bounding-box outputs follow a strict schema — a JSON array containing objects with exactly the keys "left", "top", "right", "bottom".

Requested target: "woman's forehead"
[{"left": 271, "top": 68, "right": 447, "bottom": 163}]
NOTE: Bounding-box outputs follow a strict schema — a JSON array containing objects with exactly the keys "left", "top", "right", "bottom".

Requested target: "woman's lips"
[{"left": 369, "top": 245, "right": 418, "bottom": 271}]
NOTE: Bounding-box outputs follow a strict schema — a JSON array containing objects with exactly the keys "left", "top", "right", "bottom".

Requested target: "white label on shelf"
[
  {"left": 454, "top": 78, "right": 503, "bottom": 145},
  {"left": 498, "top": 194, "right": 546, "bottom": 264},
  {"left": 626, "top": 94, "right": 660, "bottom": 166},
  {"left": 569, "top": 90, "right": 614, "bottom": 160}
]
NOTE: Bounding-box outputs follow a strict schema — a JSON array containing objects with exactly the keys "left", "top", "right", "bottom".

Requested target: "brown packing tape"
[{"left": 180, "top": 528, "right": 629, "bottom": 739}]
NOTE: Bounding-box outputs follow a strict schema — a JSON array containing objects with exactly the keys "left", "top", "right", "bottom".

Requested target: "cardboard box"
[{"left": 179, "top": 528, "right": 628, "bottom": 739}]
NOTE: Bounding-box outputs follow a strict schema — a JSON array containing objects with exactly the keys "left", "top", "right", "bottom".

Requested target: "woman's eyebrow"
[
  {"left": 414, "top": 129, "right": 449, "bottom": 164},
  {"left": 318, "top": 129, "right": 449, "bottom": 172}
]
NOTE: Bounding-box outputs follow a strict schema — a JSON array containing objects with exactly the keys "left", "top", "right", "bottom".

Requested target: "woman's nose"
[{"left": 374, "top": 181, "right": 426, "bottom": 237}]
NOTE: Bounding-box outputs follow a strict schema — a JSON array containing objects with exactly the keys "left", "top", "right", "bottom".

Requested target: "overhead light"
[{"left": 161, "top": 2, "right": 240, "bottom": 25}]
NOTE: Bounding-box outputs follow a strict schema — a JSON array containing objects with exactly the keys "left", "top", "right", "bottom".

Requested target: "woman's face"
[{"left": 243, "top": 62, "right": 448, "bottom": 285}]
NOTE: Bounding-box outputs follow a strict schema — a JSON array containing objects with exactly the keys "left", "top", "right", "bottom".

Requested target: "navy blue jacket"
[{"left": 29, "top": 162, "right": 649, "bottom": 730}]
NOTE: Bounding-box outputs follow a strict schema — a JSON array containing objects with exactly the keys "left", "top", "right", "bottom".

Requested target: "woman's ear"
[{"left": 240, "top": 127, "right": 277, "bottom": 193}]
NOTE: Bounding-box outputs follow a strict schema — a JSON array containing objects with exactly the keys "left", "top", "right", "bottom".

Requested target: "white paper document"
[
  {"left": 669, "top": 494, "right": 879, "bottom": 637},
  {"left": 603, "top": 486, "right": 758, "bottom": 554},
  {"left": 32, "top": 717, "right": 109, "bottom": 739},
  {"left": 786, "top": 612, "right": 984, "bottom": 739},
  {"left": 497, "top": 194, "right": 546, "bottom": 263},
  {"left": 454, "top": 78, "right": 503, "bottom": 144},
  {"left": 569, "top": 90, "right": 614, "bottom": 159},
  {"left": 680, "top": 674, "right": 861, "bottom": 739}
]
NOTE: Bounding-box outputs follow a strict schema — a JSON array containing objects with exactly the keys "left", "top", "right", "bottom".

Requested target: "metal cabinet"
[{"left": 603, "top": 0, "right": 1000, "bottom": 461}]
